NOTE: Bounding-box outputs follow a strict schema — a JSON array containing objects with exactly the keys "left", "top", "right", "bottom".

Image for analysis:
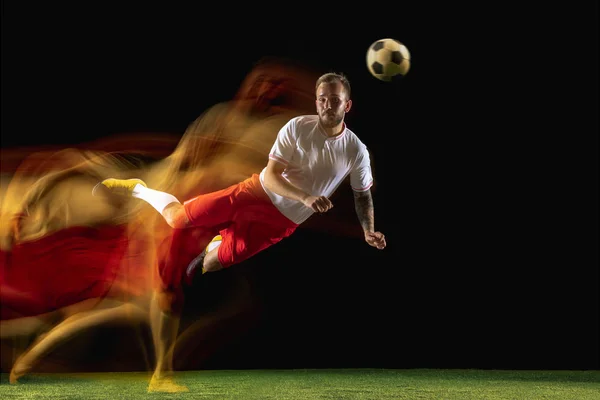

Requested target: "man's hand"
[
  {"left": 303, "top": 195, "right": 333, "bottom": 213},
  {"left": 365, "top": 231, "right": 386, "bottom": 250}
]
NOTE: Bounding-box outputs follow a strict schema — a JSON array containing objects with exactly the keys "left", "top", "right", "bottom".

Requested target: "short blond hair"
[{"left": 315, "top": 72, "right": 351, "bottom": 98}]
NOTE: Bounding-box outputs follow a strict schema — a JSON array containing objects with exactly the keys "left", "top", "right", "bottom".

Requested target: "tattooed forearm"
[{"left": 353, "top": 189, "right": 374, "bottom": 233}]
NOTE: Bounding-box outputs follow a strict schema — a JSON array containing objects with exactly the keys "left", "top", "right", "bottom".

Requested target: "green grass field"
[{"left": 1, "top": 369, "right": 599, "bottom": 399}]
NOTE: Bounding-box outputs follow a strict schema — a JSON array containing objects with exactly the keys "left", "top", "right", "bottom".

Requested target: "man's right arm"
[{"left": 263, "top": 159, "right": 333, "bottom": 213}]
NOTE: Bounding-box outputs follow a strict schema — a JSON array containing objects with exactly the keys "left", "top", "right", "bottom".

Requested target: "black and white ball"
[{"left": 366, "top": 38, "right": 411, "bottom": 82}]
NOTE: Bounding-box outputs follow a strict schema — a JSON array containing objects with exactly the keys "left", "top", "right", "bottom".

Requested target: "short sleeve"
[
  {"left": 268, "top": 118, "right": 297, "bottom": 166},
  {"left": 350, "top": 144, "right": 374, "bottom": 192}
]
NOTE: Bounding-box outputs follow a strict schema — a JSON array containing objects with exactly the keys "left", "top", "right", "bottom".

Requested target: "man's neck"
[{"left": 320, "top": 121, "right": 345, "bottom": 137}]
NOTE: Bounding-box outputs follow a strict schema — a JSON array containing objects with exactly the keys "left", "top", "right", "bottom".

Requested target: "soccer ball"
[{"left": 366, "top": 38, "right": 411, "bottom": 82}]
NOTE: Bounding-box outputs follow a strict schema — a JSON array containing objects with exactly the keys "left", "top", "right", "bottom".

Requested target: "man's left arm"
[{"left": 353, "top": 189, "right": 386, "bottom": 250}]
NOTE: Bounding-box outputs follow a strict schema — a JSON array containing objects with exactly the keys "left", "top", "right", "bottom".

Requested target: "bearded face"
[{"left": 315, "top": 82, "right": 350, "bottom": 129}]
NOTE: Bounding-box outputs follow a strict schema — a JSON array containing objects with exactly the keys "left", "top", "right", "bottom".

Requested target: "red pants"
[
  {"left": 157, "top": 173, "right": 298, "bottom": 290},
  {"left": 1, "top": 224, "right": 151, "bottom": 320}
]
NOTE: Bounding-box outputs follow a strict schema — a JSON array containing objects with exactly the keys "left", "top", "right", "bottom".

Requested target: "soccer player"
[
  {"left": 1, "top": 57, "right": 317, "bottom": 387},
  {"left": 94, "top": 72, "right": 387, "bottom": 393}
]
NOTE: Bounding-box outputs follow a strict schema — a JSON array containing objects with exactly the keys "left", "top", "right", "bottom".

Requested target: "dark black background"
[{"left": 2, "top": 3, "right": 598, "bottom": 371}]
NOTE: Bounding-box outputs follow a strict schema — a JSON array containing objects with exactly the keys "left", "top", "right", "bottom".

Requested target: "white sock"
[
  {"left": 132, "top": 184, "right": 181, "bottom": 214},
  {"left": 207, "top": 239, "right": 221, "bottom": 253}
]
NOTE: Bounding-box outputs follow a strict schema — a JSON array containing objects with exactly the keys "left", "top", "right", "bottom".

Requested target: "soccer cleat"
[
  {"left": 184, "top": 235, "right": 222, "bottom": 285},
  {"left": 147, "top": 376, "right": 189, "bottom": 393},
  {"left": 92, "top": 178, "right": 147, "bottom": 197}
]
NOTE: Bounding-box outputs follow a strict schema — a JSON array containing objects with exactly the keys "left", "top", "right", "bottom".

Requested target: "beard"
[{"left": 319, "top": 111, "right": 344, "bottom": 128}]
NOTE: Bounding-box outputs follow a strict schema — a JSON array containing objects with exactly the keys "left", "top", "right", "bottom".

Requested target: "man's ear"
[{"left": 345, "top": 99, "right": 352, "bottom": 113}]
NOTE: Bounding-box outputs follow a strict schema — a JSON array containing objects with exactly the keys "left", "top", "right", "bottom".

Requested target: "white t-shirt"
[{"left": 259, "top": 115, "right": 373, "bottom": 224}]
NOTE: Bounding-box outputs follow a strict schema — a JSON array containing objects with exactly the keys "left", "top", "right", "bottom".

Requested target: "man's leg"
[
  {"left": 9, "top": 301, "right": 147, "bottom": 384},
  {"left": 147, "top": 225, "right": 211, "bottom": 393},
  {"left": 202, "top": 242, "right": 224, "bottom": 273},
  {"left": 185, "top": 235, "right": 223, "bottom": 284},
  {"left": 93, "top": 179, "right": 189, "bottom": 228},
  {"left": 148, "top": 288, "right": 189, "bottom": 393}
]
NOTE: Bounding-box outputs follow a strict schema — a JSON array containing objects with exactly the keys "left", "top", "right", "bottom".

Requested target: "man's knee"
[{"left": 162, "top": 203, "right": 189, "bottom": 229}]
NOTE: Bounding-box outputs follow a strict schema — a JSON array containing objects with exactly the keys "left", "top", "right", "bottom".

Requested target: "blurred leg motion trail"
[{"left": 0, "top": 58, "right": 347, "bottom": 393}]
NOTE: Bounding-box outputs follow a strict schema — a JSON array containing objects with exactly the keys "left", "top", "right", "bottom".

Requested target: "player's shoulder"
[
  {"left": 281, "top": 115, "right": 319, "bottom": 136},
  {"left": 344, "top": 125, "right": 367, "bottom": 147},
  {"left": 288, "top": 114, "right": 319, "bottom": 126}
]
